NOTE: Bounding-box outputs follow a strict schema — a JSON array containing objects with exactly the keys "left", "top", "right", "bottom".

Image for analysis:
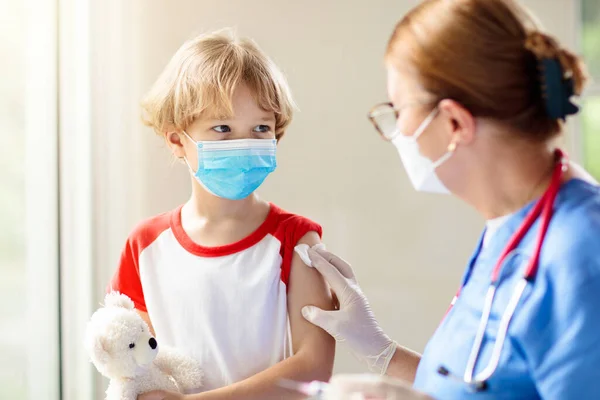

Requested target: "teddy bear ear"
[
  {"left": 87, "top": 335, "right": 111, "bottom": 368},
  {"left": 103, "top": 291, "right": 135, "bottom": 310}
]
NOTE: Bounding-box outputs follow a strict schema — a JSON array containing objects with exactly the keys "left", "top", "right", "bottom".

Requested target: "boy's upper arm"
[
  {"left": 136, "top": 310, "right": 155, "bottom": 336},
  {"left": 287, "top": 231, "right": 336, "bottom": 368}
]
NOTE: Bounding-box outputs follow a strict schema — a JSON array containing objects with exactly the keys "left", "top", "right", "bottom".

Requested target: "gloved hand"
[
  {"left": 296, "top": 245, "right": 397, "bottom": 375},
  {"left": 323, "top": 374, "right": 433, "bottom": 400}
]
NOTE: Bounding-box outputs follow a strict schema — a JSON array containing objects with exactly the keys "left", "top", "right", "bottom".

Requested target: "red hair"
[{"left": 386, "top": 0, "right": 588, "bottom": 141}]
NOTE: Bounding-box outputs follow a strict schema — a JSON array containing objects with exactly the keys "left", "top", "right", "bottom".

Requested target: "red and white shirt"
[{"left": 109, "top": 203, "right": 322, "bottom": 391}]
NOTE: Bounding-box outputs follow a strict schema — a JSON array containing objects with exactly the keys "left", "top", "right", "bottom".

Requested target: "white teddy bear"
[{"left": 84, "top": 292, "right": 203, "bottom": 400}]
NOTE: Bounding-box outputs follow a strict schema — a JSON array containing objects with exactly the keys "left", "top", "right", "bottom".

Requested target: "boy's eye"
[
  {"left": 212, "top": 125, "right": 231, "bottom": 133},
  {"left": 253, "top": 125, "right": 272, "bottom": 133}
]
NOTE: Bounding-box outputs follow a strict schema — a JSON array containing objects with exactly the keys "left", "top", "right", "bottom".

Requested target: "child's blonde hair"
[{"left": 141, "top": 29, "right": 295, "bottom": 140}]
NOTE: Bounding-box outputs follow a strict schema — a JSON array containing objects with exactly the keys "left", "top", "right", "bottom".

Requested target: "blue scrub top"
[{"left": 413, "top": 179, "right": 600, "bottom": 399}]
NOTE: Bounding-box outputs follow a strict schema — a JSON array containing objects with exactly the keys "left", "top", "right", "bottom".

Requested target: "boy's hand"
[{"left": 137, "top": 390, "right": 186, "bottom": 400}]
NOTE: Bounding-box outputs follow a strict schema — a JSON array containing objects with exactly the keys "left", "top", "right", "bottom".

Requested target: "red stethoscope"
[{"left": 437, "top": 149, "right": 569, "bottom": 392}]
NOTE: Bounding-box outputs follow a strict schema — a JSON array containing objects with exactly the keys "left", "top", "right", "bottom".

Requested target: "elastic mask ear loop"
[
  {"left": 412, "top": 108, "right": 440, "bottom": 141},
  {"left": 179, "top": 131, "right": 197, "bottom": 173},
  {"left": 183, "top": 156, "right": 195, "bottom": 174},
  {"left": 181, "top": 130, "right": 196, "bottom": 146},
  {"left": 431, "top": 137, "right": 459, "bottom": 170}
]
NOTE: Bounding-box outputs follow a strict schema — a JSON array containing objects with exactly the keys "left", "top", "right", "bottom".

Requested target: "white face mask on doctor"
[{"left": 391, "top": 107, "right": 456, "bottom": 194}]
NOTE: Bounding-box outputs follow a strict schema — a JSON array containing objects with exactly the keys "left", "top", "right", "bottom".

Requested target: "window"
[
  {"left": 0, "top": 0, "right": 28, "bottom": 396},
  {"left": 0, "top": 0, "right": 60, "bottom": 399},
  {"left": 581, "top": 0, "right": 600, "bottom": 178}
]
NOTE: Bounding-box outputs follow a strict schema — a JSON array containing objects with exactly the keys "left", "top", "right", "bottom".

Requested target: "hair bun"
[
  {"left": 525, "top": 31, "right": 561, "bottom": 60},
  {"left": 525, "top": 31, "right": 588, "bottom": 120}
]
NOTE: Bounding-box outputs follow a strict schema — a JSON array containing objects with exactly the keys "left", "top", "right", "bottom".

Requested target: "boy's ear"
[
  {"left": 165, "top": 131, "right": 187, "bottom": 158},
  {"left": 166, "top": 131, "right": 183, "bottom": 145}
]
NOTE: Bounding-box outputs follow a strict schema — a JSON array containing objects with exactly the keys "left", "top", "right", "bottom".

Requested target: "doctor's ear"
[
  {"left": 164, "top": 131, "right": 187, "bottom": 159},
  {"left": 438, "top": 99, "right": 476, "bottom": 146}
]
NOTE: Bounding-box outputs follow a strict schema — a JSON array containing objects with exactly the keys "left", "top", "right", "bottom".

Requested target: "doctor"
[{"left": 301, "top": 0, "right": 600, "bottom": 399}]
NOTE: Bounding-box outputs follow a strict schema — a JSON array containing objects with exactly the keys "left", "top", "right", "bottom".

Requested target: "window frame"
[
  {"left": 576, "top": 0, "right": 600, "bottom": 171},
  {"left": 23, "top": 0, "right": 61, "bottom": 399},
  {"left": 578, "top": 0, "right": 600, "bottom": 95},
  {"left": 54, "top": 0, "right": 141, "bottom": 397},
  {"left": 57, "top": 0, "right": 96, "bottom": 398}
]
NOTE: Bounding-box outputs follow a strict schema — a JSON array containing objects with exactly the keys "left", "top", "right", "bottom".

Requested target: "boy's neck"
[{"left": 186, "top": 180, "right": 263, "bottom": 221}]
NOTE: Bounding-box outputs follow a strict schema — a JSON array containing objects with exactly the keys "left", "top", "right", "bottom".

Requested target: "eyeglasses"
[{"left": 367, "top": 101, "right": 435, "bottom": 141}]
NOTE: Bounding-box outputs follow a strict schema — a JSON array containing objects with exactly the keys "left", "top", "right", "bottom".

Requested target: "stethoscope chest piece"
[{"left": 437, "top": 366, "right": 488, "bottom": 392}]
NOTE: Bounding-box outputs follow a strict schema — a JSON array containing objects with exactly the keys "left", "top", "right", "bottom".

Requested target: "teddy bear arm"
[{"left": 154, "top": 349, "right": 203, "bottom": 391}]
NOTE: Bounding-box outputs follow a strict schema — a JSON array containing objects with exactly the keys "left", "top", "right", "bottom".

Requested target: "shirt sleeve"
[
  {"left": 106, "top": 211, "right": 172, "bottom": 312},
  {"left": 521, "top": 260, "right": 600, "bottom": 398},
  {"left": 278, "top": 215, "right": 323, "bottom": 288},
  {"left": 108, "top": 236, "right": 147, "bottom": 312}
]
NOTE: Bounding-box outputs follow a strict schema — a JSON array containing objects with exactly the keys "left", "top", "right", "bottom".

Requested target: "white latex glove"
[
  {"left": 294, "top": 245, "right": 397, "bottom": 375},
  {"left": 323, "top": 374, "right": 433, "bottom": 400}
]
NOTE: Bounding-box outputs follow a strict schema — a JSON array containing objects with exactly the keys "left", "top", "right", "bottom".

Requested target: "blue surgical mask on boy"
[{"left": 182, "top": 132, "right": 277, "bottom": 200}]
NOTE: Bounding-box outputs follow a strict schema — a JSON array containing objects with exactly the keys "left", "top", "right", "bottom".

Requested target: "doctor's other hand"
[
  {"left": 324, "top": 374, "right": 433, "bottom": 400},
  {"left": 302, "top": 247, "right": 396, "bottom": 374}
]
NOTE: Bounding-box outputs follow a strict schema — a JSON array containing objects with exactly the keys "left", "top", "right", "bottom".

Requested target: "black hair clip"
[{"left": 540, "top": 58, "right": 579, "bottom": 121}]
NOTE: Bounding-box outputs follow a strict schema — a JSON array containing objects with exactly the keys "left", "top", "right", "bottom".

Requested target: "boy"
[{"left": 109, "top": 30, "right": 335, "bottom": 400}]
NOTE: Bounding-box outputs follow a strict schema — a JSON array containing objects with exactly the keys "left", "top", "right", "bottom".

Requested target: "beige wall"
[{"left": 89, "top": 0, "right": 578, "bottom": 395}]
